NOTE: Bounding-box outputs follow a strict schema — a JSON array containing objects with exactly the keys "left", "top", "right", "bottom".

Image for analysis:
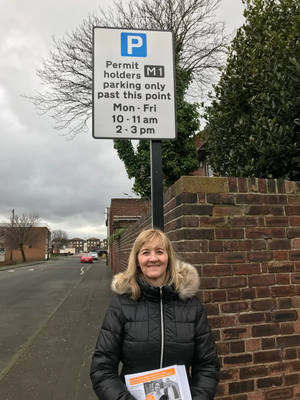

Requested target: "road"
[{"left": 0, "top": 256, "right": 114, "bottom": 400}]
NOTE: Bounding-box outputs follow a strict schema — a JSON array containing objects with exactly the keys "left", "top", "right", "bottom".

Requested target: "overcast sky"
[{"left": 0, "top": 0, "right": 245, "bottom": 241}]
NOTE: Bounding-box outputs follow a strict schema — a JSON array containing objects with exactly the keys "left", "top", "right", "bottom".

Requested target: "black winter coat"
[{"left": 90, "top": 260, "right": 220, "bottom": 400}]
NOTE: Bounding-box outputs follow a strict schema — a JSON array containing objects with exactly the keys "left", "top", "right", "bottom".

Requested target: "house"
[
  {"left": 2, "top": 226, "right": 51, "bottom": 262},
  {"left": 107, "top": 198, "right": 150, "bottom": 272}
]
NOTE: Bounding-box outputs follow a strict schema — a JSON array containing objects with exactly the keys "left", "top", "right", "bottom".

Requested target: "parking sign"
[{"left": 93, "top": 28, "right": 176, "bottom": 140}]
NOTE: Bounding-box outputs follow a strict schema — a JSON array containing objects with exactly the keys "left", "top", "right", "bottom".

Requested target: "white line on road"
[{"left": 80, "top": 267, "right": 85, "bottom": 275}]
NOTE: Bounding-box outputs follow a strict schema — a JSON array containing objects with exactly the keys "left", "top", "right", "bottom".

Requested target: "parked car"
[
  {"left": 80, "top": 253, "right": 93, "bottom": 263},
  {"left": 90, "top": 252, "right": 98, "bottom": 260}
]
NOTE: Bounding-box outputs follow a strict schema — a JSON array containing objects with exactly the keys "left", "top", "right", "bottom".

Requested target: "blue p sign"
[{"left": 121, "top": 33, "right": 147, "bottom": 57}]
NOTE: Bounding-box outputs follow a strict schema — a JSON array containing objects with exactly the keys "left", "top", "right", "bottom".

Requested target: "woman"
[
  {"left": 90, "top": 229, "right": 220, "bottom": 399},
  {"left": 151, "top": 381, "right": 165, "bottom": 400}
]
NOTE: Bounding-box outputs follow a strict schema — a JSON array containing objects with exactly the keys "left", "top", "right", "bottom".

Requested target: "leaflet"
[{"left": 125, "top": 364, "right": 192, "bottom": 400}]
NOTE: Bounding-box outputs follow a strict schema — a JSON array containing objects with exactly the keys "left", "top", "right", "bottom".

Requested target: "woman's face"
[
  {"left": 154, "top": 383, "right": 161, "bottom": 392},
  {"left": 137, "top": 236, "right": 168, "bottom": 286}
]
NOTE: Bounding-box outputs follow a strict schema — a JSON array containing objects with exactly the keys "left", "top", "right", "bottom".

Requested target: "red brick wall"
[
  {"left": 5, "top": 227, "right": 51, "bottom": 262},
  {"left": 115, "top": 176, "right": 300, "bottom": 399},
  {"left": 109, "top": 198, "right": 150, "bottom": 273}
]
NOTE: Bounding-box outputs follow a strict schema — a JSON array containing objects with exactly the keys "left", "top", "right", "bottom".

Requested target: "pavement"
[{"left": 0, "top": 259, "right": 114, "bottom": 400}]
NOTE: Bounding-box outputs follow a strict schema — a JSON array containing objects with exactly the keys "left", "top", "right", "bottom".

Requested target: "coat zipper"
[{"left": 159, "top": 286, "right": 164, "bottom": 369}]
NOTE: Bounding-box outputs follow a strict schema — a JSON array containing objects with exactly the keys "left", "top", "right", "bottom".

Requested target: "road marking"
[
  {"left": 80, "top": 267, "right": 85, "bottom": 275},
  {"left": 27, "top": 269, "right": 34, "bottom": 272}
]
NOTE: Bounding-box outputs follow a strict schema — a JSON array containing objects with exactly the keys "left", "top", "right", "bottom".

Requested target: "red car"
[{"left": 80, "top": 253, "right": 93, "bottom": 263}]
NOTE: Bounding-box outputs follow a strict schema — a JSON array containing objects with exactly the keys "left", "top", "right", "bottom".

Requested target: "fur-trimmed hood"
[{"left": 111, "top": 260, "right": 200, "bottom": 301}]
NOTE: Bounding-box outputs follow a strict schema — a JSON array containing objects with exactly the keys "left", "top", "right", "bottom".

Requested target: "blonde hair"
[{"left": 114, "top": 229, "right": 179, "bottom": 300}]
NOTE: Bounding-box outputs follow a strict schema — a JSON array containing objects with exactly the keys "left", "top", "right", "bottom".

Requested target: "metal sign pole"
[{"left": 151, "top": 140, "right": 164, "bottom": 231}]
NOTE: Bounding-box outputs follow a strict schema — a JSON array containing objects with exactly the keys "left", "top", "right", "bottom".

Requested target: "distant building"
[
  {"left": 67, "top": 237, "right": 101, "bottom": 253},
  {"left": 2, "top": 226, "right": 51, "bottom": 262}
]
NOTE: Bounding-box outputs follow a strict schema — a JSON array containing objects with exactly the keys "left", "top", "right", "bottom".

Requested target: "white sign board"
[{"left": 93, "top": 28, "right": 176, "bottom": 140}]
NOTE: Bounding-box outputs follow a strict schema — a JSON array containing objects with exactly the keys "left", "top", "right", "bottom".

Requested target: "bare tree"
[
  {"left": 1, "top": 213, "right": 41, "bottom": 262},
  {"left": 27, "top": 0, "right": 230, "bottom": 139},
  {"left": 51, "top": 229, "right": 68, "bottom": 251}
]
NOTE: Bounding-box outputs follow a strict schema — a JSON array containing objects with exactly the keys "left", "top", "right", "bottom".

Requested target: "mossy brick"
[
  {"left": 268, "top": 261, "right": 294, "bottom": 273},
  {"left": 246, "top": 205, "right": 281, "bottom": 215},
  {"left": 221, "top": 194, "right": 235, "bottom": 204},
  {"left": 246, "top": 228, "right": 273, "bottom": 239},
  {"left": 200, "top": 216, "right": 228, "bottom": 227},
  {"left": 258, "top": 178, "right": 267, "bottom": 193},
  {"left": 224, "top": 240, "right": 239, "bottom": 251},
  {"left": 174, "top": 176, "right": 228, "bottom": 196},
  {"left": 207, "top": 193, "right": 221, "bottom": 204},
  {"left": 287, "top": 195, "right": 300, "bottom": 204},
  {"left": 230, "top": 217, "right": 258, "bottom": 227},
  {"left": 213, "top": 205, "right": 242, "bottom": 216},
  {"left": 251, "top": 240, "right": 267, "bottom": 250},
  {"left": 249, "top": 177, "right": 259, "bottom": 192}
]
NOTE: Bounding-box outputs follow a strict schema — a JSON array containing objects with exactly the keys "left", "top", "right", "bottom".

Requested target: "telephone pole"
[{"left": 9, "top": 209, "right": 14, "bottom": 262}]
